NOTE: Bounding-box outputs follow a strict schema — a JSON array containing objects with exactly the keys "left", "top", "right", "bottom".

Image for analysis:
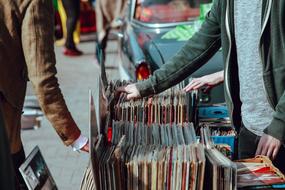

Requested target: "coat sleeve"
[
  {"left": 136, "top": 0, "right": 222, "bottom": 97},
  {"left": 264, "top": 91, "right": 285, "bottom": 143},
  {"left": 21, "top": 0, "right": 81, "bottom": 146}
]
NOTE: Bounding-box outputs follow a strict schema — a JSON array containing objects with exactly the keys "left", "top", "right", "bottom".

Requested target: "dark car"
[{"left": 117, "top": 0, "right": 224, "bottom": 104}]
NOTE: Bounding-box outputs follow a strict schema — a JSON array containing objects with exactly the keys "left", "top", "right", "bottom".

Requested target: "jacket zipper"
[
  {"left": 225, "top": 0, "right": 234, "bottom": 119},
  {"left": 259, "top": 0, "right": 274, "bottom": 109}
]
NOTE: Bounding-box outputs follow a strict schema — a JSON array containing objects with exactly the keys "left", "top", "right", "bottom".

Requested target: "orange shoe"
[{"left": 63, "top": 48, "right": 83, "bottom": 56}]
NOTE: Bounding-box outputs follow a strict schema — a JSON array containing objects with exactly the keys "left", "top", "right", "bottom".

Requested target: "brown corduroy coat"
[{"left": 0, "top": 0, "right": 80, "bottom": 154}]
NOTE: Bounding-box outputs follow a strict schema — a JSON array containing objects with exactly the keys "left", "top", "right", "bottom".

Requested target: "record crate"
[{"left": 198, "top": 104, "right": 236, "bottom": 158}]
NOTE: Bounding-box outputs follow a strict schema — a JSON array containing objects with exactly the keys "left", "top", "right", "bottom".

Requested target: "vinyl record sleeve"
[{"left": 19, "top": 146, "right": 57, "bottom": 190}]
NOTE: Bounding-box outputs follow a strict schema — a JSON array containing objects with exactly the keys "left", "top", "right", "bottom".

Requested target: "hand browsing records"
[
  {"left": 116, "top": 83, "right": 141, "bottom": 100},
  {"left": 183, "top": 71, "right": 224, "bottom": 92},
  {"left": 80, "top": 141, "right": 89, "bottom": 153},
  {"left": 255, "top": 134, "right": 281, "bottom": 160}
]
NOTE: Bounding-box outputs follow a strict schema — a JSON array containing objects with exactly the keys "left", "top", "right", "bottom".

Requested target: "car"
[{"left": 117, "top": 0, "right": 224, "bottom": 104}]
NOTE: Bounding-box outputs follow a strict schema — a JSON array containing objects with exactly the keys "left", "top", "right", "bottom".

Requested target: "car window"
[{"left": 135, "top": 0, "right": 212, "bottom": 23}]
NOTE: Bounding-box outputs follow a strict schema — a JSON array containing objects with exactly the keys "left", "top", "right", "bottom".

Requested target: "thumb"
[{"left": 81, "top": 143, "right": 89, "bottom": 153}]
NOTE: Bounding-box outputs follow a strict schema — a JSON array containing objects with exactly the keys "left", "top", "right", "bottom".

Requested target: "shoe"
[{"left": 63, "top": 47, "right": 83, "bottom": 56}]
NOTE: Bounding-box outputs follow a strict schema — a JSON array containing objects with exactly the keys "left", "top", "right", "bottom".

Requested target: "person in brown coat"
[{"left": 0, "top": 0, "right": 88, "bottom": 189}]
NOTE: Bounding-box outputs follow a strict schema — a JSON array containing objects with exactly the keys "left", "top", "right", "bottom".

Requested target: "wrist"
[
  {"left": 71, "top": 134, "right": 88, "bottom": 151},
  {"left": 213, "top": 72, "right": 224, "bottom": 84}
]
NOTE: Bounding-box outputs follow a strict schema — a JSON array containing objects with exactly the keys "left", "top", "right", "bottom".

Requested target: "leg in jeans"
[{"left": 61, "top": 0, "right": 80, "bottom": 49}]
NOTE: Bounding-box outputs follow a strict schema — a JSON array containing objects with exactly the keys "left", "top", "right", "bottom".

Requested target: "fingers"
[
  {"left": 114, "top": 86, "right": 126, "bottom": 102},
  {"left": 261, "top": 142, "right": 269, "bottom": 156},
  {"left": 115, "top": 84, "right": 141, "bottom": 101},
  {"left": 125, "top": 90, "right": 140, "bottom": 100},
  {"left": 118, "top": 92, "right": 127, "bottom": 103},
  {"left": 183, "top": 80, "right": 195, "bottom": 92},
  {"left": 255, "top": 134, "right": 281, "bottom": 160},
  {"left": 115, "top": 85, "right": 133, "bottom": 101},
  {"left": 193, "top": 83, "right": 205, "bottom": 90},
  {"left": 269, "top": 142, "right": 281, "bottom": 160},
  {"left": 183, "top": 85, "right": 192, "bottom": 92},
  {"left": 265, "top": 145, "right": 273, "bottom": 159},
  {"left": 255, "top": 137, "right": 264, "bottom": 156},
  {"left": 116, "top": 84, "right": 137, "bottom": 95},
  {"left": 126, "top": 84, "right": 141, "bottom": 100},
  {"left": 183, "top": 79, "right": 206, "bottom": 92},
  {"left": 184, "top": 72, "right": 225, "bottom": 92},
  {"left": 256, "top": 136, "right": 270, "bottom": 156},
  {"left": 272, "top": 146, "right": 279, "bottom": 160},
  {"left": 264, "top": 144, "right": 279, "bottom": 160}
]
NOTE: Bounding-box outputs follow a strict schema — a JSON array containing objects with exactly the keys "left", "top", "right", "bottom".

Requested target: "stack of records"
[
  {"left": 236, "top": 156, "right": 285, "bottom": 189},
  {"left": 198, "top": 104, "right": 235, "bottom": 136},
  {"left": 111, "top": 121, "right": 197, "bottom": 146},
  {"left": 203, "top": 148, "right": 237, "bottom": 190},
  {"left": 197, "top": 103, "right": 236, "bottom": 158},
  {"left": 198, "top": 123, "right": 235, "bottom": 159},
  {"left": 200, "top": 124, "right": 232, "bottom": 159},
  {"left": 93, "top": 136, "right": 206, "bottom": 190},
  {"left": 200, "top": 126, "right": 237, "bottom": 190},
  {"left": 112, "top": 82, "right": 189, "bottom": 125},
  {"left": 88, "top": 76, "right": 237, "bottom": 190},
  {"left": 198, "top": 120, "right": 235, "bottom": 137}
]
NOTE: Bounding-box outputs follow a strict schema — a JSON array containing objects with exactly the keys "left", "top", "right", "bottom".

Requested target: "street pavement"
[{"left": 22, "top": 39, "right": 120, "bottom": 189}]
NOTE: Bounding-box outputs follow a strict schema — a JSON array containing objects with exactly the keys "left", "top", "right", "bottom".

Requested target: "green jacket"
[{"left": 136, "top": 0, "right": 285, "bottom": 143}]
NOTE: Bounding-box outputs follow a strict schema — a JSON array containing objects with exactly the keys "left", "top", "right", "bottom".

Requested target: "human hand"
[
  {"left": 255, "top": 134, "right": 281, "bottom": 160},
  {"left": 183, "top": 71, "right": 224, "bottom": 92},
  {"left": 80, "top": 141, "right": 89, "bottom": 153},
  {"left": 71, "top": 135, "right": 89, "bottom": 153},
  {"left": 116, "top": 84, "right": 141, "bottom": 100}
]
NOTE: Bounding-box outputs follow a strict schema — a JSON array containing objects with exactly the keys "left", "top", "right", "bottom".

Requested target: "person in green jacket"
[{"left": 118, "top": 0, "right": 285, "bottom": 173}]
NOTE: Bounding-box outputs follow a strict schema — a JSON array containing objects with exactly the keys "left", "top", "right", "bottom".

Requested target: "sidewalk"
[{"left": 22, "top": 39, "right": 120, "bottom": 189}]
